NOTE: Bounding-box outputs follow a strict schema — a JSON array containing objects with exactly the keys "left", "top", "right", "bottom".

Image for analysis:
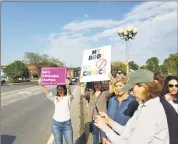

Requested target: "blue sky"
[{"left": 2, "top": 2, "right": 177, "bottom": 67}]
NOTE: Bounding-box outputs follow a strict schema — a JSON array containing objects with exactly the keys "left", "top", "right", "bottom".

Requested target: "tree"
[
  {"left": 49, "top": 57, "right": 64, "bottom": 67},
  {"left": 73, "top": 67, "right": 80, "bottom": 71},
  {"left": 159, "top": 64, "right": 168, "bottom": 75},
  {"left": 3, "top": 60, "right": 29, "bottom": 82},
  {"left": 129, "top": 61, "right": 139, "bottom": 70},
  {"left": 140, "top": 65, "right": 147, "bottom": 69},
  {"left": 163, "top": 53, "right": 178, "bottom": 75},
  {"left": 145, "top": 57, "right": 160, "bottom": 73},
  {"left": 112, "top": 61, "right": 126, "bottom": 74},
  {"left": 24, "top": 52, "right": 64, "bottom": 74}
]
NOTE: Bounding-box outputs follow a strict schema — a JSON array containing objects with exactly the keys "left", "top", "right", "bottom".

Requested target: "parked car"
[
  {"left": 71, "top": 77, "right": 78, "bottom": 82},
  {"left": 1, "top": 80, "right": 6, "bottom": 85}
]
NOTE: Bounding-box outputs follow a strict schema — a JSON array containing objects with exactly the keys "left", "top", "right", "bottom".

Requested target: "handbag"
[{"left": 89, "top": 121, "right": 94, "bottom": 134}]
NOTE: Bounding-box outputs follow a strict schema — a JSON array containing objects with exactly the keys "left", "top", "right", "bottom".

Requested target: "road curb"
[{"left": 2, "top": 82, "right": 38, "bottom": 86}]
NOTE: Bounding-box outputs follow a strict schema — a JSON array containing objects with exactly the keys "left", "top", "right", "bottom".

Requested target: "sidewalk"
[
  {"left": 70, "top": 84, "right": 86, "bottom": 144},
  {"left": 70, "top": 84, "right": 92, "bottom": 144}
]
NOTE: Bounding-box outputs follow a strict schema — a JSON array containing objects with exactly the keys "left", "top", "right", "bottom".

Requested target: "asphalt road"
[
  {"left": 1, "top": 82, "right": 39, "bottom": 93},
  {"left": 1, "top": 85, "right": 76, "bottom": 144}
]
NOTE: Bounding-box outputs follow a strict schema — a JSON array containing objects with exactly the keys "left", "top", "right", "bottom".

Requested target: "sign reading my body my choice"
[
  {"left": 80, "top": 45, "right": 111, "bottom": 82},
  {"left": 41, "top": 67, "right": 67, "bottom": 85}
]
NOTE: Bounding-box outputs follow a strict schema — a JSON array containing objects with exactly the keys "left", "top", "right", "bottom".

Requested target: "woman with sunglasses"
[
  {"left": 82, "top": 81, "right": 112, "bottom": 144},
  {"left": 162, "top": 75, "right": 178, "bottom": 113},
  {"left": 38, "top": 78, "right": 74, "bottom": 144}
]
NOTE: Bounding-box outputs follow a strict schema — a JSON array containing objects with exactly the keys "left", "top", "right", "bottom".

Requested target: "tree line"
[
  {"left": 112, "top": 53, "right": 178, "bottom": 75},
  {"left": 140, "top": 53, "right": 178, "bottom": 75},
  {"left": 3, "top": 52, "right": 64, "bottom": 82},
  {"left": 3, "top": 52, "right": 178, "bottom": 82}
]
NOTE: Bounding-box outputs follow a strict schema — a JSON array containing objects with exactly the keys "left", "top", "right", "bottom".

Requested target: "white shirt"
[
  {"left": 106, "top": 97, "right": 169, "bottom": 144},
  {"left": 47, "top": 92, "right": 73, "bottom": 122},
  {"left": 168, "top": 99, "right": 178, "bottom": 113}
]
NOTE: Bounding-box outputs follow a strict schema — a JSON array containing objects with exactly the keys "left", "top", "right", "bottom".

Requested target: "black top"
[{"left": 160, "top": 96, "right": 178, "bottom": 144}]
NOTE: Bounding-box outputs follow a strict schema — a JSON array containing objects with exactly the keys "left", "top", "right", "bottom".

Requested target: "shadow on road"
[
  {"left": 1, "top": 135, "right": 16, "bottom": 144},
  {"left": 75, "top": 132, "right": 86, "bottom": 144}
]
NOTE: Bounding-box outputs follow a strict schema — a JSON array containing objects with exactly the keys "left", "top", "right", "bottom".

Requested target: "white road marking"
[
  {"left": 1, "top": 86, "right": 56, "bottom": 108},
  {"left": 47, "top": 134, "right": 54, "bottom": 144},
  {"left": 1, "top": 86, "right": 40, "bottom": 96},
  {"left": 46, "top": 85, "right": 78, "bottom": 144},
  {"left": 19, "top": 91, "right": 31, "bottom": 94}
]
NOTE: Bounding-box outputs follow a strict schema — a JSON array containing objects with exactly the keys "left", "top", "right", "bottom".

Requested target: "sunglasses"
[{"left": 168, "top": 84, "right": 178, "bottom": 88}]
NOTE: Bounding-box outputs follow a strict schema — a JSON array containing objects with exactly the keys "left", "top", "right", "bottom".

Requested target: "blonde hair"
[
  {"left": 114, "top": 77, "right": 128, "bottom": 86},
  {"left": 112, "top": 77, "right": 128, "bottom": 95}
]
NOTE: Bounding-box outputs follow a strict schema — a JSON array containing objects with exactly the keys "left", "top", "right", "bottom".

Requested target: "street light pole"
[
  {"left": 126, "top": 40, "right": 129, "bottom": 75},
  {"left": 117, "top": 26, "right": 138, "bottom": 76}
]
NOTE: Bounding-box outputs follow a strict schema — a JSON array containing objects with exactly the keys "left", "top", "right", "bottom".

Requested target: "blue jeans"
[
  {"left": 52, "top": 119, "right": 73, "bottom": 144},
  {"left": 91, "top": 121, "right": 104, "bottom": 144}
]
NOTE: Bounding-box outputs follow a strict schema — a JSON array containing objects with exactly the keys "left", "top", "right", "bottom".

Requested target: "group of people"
[{"left": 38, "top": 65, "right": 178, "bottom": 144}]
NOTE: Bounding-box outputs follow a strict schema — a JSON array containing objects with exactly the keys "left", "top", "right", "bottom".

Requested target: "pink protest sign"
[{"left": 41, "top": 67, "right": 67, "bottom": 85}]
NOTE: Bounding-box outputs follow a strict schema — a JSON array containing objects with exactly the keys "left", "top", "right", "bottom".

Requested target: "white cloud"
[
  {"left": 63, "top": 19, "right": 121, "bottom": 31},
  {"left": 44, "top": 2, "right": 177, "bottom": 67}
]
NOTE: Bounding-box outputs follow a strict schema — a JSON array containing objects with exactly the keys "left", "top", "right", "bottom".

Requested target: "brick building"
[
  {"left": 67, "top": 68, "right": 80, "bottom": 78},
  {"left": 27, "top": 64, "right": 39, "bottom": 80}
]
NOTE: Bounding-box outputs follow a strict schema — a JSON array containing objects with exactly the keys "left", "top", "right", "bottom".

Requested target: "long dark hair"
[
  {"left": 162, "top": 75, "right": 178, "bottom": 103},
  {"left": 56, "top": 85, "right": 67, "bottom": 96},
  {"left": 92, "top": 81, "right": 104, "bottom": 95}
]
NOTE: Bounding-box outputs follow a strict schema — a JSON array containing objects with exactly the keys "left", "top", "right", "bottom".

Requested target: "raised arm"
[
  {"left": 66, "top": 79, "right": 74, "bottom": 101},
  {"left": 41, "top": 85, "right": 49, "bottom": 96},
  {"left": 66, "top": 79, "right": 71, "bottom": 95},
  {"left": 80, "top": 82, "right": 91, "bottom": 101},
  {"left": 38, "top": 78, "right": 49, "bottom": 95},
  {"left": 109, "top": 81, "right": 113, "bottom": 94},
  {"left": 38, "top": 78, "right": 55, "bottom": 101},
  {"left": 103, "top": 76, "right": 115, "bottom": 98},
  {"left": 104, "top": 81, "right": 114, "bottom": 97}
]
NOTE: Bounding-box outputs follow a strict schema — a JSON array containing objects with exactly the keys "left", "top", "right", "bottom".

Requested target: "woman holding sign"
[
  {"left": 38, "top": 78, "right": 73, "bottom": 144},
  {"left": 82, "top": 81, "right": 113, "bottom": 144}
]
